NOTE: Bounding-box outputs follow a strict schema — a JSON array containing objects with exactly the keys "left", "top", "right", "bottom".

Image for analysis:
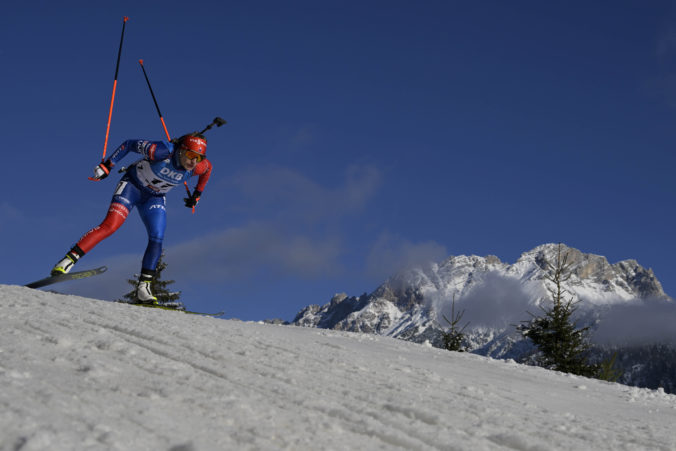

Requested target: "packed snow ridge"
[{"left": 2, "top": 286, "right": 675, "bottom": 450}]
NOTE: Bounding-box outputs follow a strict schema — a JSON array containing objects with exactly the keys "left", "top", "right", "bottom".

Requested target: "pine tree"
[
  {"left": 120, "top": 253, "right": 183, "bottom": 307},
  {"left": 597, "top": 351, "right": 623, "bottom": 383},
  {"left": 519, "top": 244, "right": 599, "bottom": 377},
  {"left": 440, "top": 295, "right": 469, "bottom": 352}
]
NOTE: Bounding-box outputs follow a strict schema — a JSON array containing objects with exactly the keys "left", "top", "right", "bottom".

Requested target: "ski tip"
[{"left": 24, "top": 265, "right": 108, "bottom": 289}]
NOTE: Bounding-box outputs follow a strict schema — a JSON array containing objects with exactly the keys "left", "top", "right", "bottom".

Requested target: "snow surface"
[{"left": 2, "top": 286, "right": 676, "bottom": 451}]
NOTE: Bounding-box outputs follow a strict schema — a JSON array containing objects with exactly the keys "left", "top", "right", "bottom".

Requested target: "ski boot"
[
  {"left": 134, "top": 275, "right": 159, "bottom": 305},
  {"left": 51, "top": 247, "right": 84, "bottom": 276}
]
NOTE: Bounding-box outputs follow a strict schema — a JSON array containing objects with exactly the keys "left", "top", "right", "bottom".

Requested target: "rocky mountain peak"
[
  {"left": 518, "top": 243, "right": 665, "bottom": 300},
  {"left": 293, "top": 243, "right": 668, "bottom": 335},
  {"left": 291, "top": 243, "right": 675, "bottom": 393}
]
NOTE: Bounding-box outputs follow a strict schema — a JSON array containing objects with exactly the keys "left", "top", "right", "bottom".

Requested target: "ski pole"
[
  {"left": 184, "top": 181, "right": 195, "bottom": 214},
  {"left": 101, "top": 16, "right": 129, "bottom": 161},
  {"left": 138, "top": 59, "right": 171, "bottom": 141},
  {"left": 139, "top": 60, "right": 197, "bottom": 214}
]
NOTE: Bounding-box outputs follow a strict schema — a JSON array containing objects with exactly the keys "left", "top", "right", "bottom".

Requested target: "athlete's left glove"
[
  {"left": 91, "top": 160, "right": 113, "bottom": 181},
  {"left": 184, "top": 189, "right": 202, "bottom": 208}
]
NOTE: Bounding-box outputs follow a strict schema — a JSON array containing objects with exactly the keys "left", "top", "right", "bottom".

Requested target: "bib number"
[{"left": 114, "top": 180, "right": 128, "bottom": 196}]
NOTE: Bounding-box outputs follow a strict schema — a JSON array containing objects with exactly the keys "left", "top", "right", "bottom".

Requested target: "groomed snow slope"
[{"left": 2, "top": 286, "right": 675, "bottom": 451}]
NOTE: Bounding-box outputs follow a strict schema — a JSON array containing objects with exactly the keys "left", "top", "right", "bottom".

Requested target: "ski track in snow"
[{"left": 1, "top": 286, "right": 675, "bottom": 451}]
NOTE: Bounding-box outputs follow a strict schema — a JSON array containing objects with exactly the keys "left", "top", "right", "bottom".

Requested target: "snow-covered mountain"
[
  {"left": 2, "top": 286, "right": 676, "bottom": 450},
  {"left": 292, "top": 243, "right": 676, "bottom": 392}
]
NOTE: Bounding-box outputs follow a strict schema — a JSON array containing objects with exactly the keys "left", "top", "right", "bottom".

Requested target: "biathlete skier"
[{"left": 51, "top": 133, "right": 212, "bottom": 304}]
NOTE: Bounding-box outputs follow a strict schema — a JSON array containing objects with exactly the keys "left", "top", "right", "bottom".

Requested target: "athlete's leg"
[
  {"left": 75, "top": 202, "right": 129, "bottom": 253},
  {"left": 138, "top": 195, "right": 167, "bottom": 275},
  {"left": 52, "top": 178, "right": 140, "bottom": 275},
  {"left": 76, "top": 178, "right": 141, "bottom": 253},
  {"left": 133, "top": 195, "right": 167, "bottom": 302}
]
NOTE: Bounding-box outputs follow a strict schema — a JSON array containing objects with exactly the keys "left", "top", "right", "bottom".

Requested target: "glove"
[
  {"left": 92, "top": 160, "right": 113, "bottom": 181},
  {"left": 184, "top": 189, "right": 202, "bottom": 208}
]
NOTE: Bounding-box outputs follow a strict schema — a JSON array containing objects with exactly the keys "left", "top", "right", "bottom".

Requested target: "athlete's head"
[{"left": 177, "top": 133, "right": 206, "bottom": 170}]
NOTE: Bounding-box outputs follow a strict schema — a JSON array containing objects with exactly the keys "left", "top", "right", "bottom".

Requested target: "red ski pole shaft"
[{"left": 101, "top": 16, "right": 129, "bottom": 161}]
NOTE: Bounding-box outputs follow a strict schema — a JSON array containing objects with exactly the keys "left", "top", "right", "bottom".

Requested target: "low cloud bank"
[
  {"left": 429, "top": 272, "right": 539, "bottom": 330},
  {"left": 592, "top": 299, "right": 676, "bottom": 347},
  {"left": 429, "top": 272, "right": 676, "bottom": 347}
]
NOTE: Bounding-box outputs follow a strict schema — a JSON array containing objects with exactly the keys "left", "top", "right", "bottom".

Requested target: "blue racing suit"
[{"left": 75, "top": 139, "right": 211, "bottom": 273}]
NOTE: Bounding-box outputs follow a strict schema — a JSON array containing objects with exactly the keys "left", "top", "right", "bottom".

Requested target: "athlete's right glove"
[
  {"left": 184, "top": 189, "right": 202, "bottom": 208},
  {"left": 91, "top": 160, "right": 113, "bottom": 181}
]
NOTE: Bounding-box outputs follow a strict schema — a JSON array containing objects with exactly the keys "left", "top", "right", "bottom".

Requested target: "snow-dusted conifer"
[
  {"left": 519, "top": 244, "right": 599, "bottom": 377},
  {"left": 440, "top": 295, "right": 469, "bottom": 352}
]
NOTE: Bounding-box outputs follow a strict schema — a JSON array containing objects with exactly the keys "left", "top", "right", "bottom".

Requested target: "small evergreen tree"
[
  {"left": 120, "top": 253, "right": 183, "bottom": 306},
  {"left": 597, "top": 351, "right": 623, "bottom": 383},
  {"left": 519, "top": 244, "right": 599, "bottom": 377},
  {"left": 440, "top": 295, "right": 469, "bottom": 352}
]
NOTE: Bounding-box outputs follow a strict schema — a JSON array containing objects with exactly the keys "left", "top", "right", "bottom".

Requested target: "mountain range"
[{"left": 289, "top": 243, "right": 676, "bottom": 393}]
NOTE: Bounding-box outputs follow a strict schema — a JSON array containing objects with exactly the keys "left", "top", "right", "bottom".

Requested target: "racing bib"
[{"left": 133, "top": 159, "right": 189, "bottom": 194}]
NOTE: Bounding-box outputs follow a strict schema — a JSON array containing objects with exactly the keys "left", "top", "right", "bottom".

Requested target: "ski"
[
  {"left": 25, "top": 266, "right": 108, "bottom": 289},
  {"left": 182, "top": 309, "right": 225, "bottom": 317},
  {"left": 121, "top": 302, "right": 224, "bottom": 317}
]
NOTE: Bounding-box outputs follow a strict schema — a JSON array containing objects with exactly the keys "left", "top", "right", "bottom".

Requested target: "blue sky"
[{"left": 3, "top": 1, "right": 676, "bottom": 320}]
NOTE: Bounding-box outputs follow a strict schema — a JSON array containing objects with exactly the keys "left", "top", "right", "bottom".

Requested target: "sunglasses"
[{"left": 183, "top": 149, "right": 204, "bottom": 162}]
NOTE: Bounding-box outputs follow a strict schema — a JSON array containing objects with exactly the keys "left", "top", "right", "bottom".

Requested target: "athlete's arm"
[
  {"left": 193, "top": 159, "right": 212, "bottom": 193},
  {"left": 107, "top": 140, "right": 172, "bottom": 167}
]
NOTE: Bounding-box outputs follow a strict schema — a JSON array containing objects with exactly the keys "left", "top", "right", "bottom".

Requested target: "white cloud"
[
  {"left": 427, "top": 271, "right": 537, "bottom": 330},
  {"left": 165, "top": 222, "right": 343, "bottom": 282},
  {"left": 366, "top": 232, "right": 448, "bottom": 281},
  {"left": 592, "top": 298, "right": 676, "bottom": 346},
  {"left": 170, "top": 164, "right": 384, "bottom": 282},
  {"left": 230, "top": 164, "right": 382, "bottom": 224}
]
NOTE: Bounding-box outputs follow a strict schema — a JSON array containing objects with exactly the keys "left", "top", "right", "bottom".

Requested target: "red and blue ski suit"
[{"left": 75, "top": 139, "right": 212, "bottom": 273}]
